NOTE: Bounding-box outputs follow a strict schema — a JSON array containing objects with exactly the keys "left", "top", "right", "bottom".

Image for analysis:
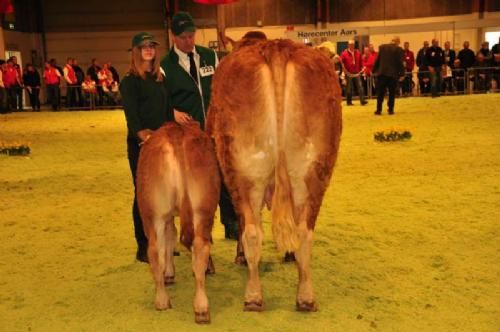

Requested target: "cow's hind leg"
[
  {"left": 164, "top": 217, "right": 176, "bottom": 285},
  {"left": 148, "top": 218, "right": 171, "bottom": 310},
  {"left": 192, "top": 214, "right": 211, "bottom": 324},
  {"left": 294, "top": 207, "right": 318, "bottom": 312}
]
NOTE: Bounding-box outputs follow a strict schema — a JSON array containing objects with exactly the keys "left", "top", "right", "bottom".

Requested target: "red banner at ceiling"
[
  {"left": 193, "top": 0, "right": 238, "bottom": 4},
  {"left": 0, "top": 0, "right": 13, "bottom": 13}
]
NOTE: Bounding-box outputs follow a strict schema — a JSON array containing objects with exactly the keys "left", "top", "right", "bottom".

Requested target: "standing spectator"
[
  {"left": 49, "top": 58, "right": 63, "bottom": 76},
  {"left": 4, "top": 59, "right": 21, "bottom": 111},
  {"left": 119, "top": 32, "right": 174, "bottom": 262},
  {"left": 9, "top": 56, "right": 23, "bottom": 111},
  {"left": 87, "top": 58, "right": 103, "bottom": 105},
  {"left": 426, "top": 38, "right": 445, "bottom": 97},
  {"left": 161, "top": 11, "right": 239, "bottom": 240},
  {"left": 72, "top": 58, "right": 85, "bottom": 107},
  {"left": 43, "top": 61, "right": 61, "bottom": 111},
  {"left": 0, "top": 60, "right": 8, "bottom": 113},
  {"left": 108, "top": 61, "right": 120, "bottom": 83},
  {"left": 442, "top": 41, "right": 456, "bottom": 93},
  {"left": 362, "top": 46, "right": 377, "bottom": 97},
  {"left": 333, "top": 55, "right": 346, "bottom": 96},
  {"left": 477, "top": 42, "right": 492, "bottom": 64},
  {"left": 341, "top": 40, "right": 367, "bottom": 106},
  {"left": 458, "top": 41, "right": 476, "bottom": 70},
  {"left": 416, "top": 41, "right": 430, "bottom": 95},
  {"left": 402, "top": 42, "right": 415, "bottom": 95},
  {"left": 63, "top": 57, "right": 78, "bottom": 108},
  {"left": 372, "top": 36, "right": 405, "bottom": 115},
  {"left": 22, "top": 64, "right": 41, "bottom": 111}
]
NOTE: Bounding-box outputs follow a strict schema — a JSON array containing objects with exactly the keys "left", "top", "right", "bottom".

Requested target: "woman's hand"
[{"left": 174, "top": 110, "right": 192, "bottom": 124}]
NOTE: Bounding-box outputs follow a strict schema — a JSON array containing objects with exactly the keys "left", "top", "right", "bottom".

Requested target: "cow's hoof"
[
  {"left": 194, "top": 311, "right": 210, "bottom": 324},
  {"left": 155, "top": 298, "right": 172, "bottom": 311},
  {"left": 234, "top": 253, "right": 247, "bottom": 266},
  {"left": 164, "top": 276, "right": 175, "bottom": 285},
  {"left": 244, "top": 300, "right": 264, "bottom": 312},
  {"left": 296, "top": 301, "right": 318, "bottom": 312}
]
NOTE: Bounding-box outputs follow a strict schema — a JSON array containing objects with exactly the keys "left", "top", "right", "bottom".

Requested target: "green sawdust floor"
[{"left": 0, "top": 94, "right": 499, "bottom": 331}]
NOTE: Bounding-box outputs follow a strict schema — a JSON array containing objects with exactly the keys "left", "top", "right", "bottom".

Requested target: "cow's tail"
[
  {"left": 269, "top": 47, "right": 299, "bottom": 253},
  {"left": 170, "top": 126, "right": 194, "bottom": 249}
]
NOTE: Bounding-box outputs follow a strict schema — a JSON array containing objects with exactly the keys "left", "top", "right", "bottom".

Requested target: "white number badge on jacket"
[{"left": 200, "top": 65, "right": 215, "bottom": 77}]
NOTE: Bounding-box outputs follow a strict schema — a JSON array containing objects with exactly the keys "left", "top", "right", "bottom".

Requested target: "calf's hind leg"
[
  {"left": 192, "top": 214, "right": 212, "bottom": 324},
  {"left": 147, "top": 218, "right": 172, "bottom": 310}
]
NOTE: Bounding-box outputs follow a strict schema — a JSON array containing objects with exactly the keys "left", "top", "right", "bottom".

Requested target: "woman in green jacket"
[{"left": 120, "top": 32, "right": 174, "bottom": 263}]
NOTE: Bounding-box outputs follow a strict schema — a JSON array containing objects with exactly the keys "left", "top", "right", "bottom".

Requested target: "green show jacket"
[{"left": 160, "top": 45, "right": 216, "bottom": 129}]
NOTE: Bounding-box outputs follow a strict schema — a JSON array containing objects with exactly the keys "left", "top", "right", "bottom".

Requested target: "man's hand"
[
  {"left": 137, "top": 129, "right": 154, "bottom": 145},
  {"left": 428, "top": 67, "right": 435, "bottom": 73},
  {"left": 174, "top": 110, "right": 193, "bottom": 124},
  {"left": 399, "top": 76, "right": 405, "bottom": 82}
]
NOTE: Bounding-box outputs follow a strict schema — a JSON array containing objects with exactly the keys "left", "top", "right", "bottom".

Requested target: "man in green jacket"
[{"left": 161, "top": 11, "right": 238, "bottom": 239}]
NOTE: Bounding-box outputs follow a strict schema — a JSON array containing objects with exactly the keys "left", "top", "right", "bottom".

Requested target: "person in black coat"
[
  {"left": 457, "top": 41, "right": 475, "bottom": 70},
  {"left": 22, "top": 64, "right": 41, "bottom": 111},
  {"left": 372, "top": 36, "right": 405, "bottom": 115}
]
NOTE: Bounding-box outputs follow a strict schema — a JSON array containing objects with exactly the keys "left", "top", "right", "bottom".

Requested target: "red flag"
[
  {"left": 193, "top": 0, "right": 238, "bottom": 4},
  {"left": 0, "top": 0, "right": 14, "bottom": 14}
]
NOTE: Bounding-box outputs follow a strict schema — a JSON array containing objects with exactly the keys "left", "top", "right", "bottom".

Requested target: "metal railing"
[{"left": 339, "top": 66, "right": 499, "bottom": 99}]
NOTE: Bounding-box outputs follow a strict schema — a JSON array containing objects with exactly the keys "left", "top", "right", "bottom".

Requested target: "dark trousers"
[
  {"left": 27, "top": 87, "right": 41, "bottom": 111},
  {"left": 7, "top": 86, "right": 21, "bottom": 111},
  {"left": 220, "top": 181, "right": 238, "bottom": 239},
  {"left": 402, "top": 73, "right": 413, "bottom": 95},
  {"left": 46, "top": 84, "right": 60, "bottom": 110},
  {"left": 127, "top": 135, "right": 148, "bottom": 250},
  {"left": 0, "top": 87, "right": 8, "bottom": 113},
  {"left": 346, "top": 76, "right": 365, "bottom": 104},
  {"left": 430, "top": 68, "right": 442, "bottom": 97},
  {"left": 66, "top": 84, "right": 78, "bottom": 108},
  {"left": 376, "top": 75, "right": 397, "bottom": 113}
]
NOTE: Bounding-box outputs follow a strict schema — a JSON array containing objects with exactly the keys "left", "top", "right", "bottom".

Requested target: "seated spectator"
[
  {"left": 82, "top": 74, "right": 97, "bottom": 107},
  {"left": 472, "top": 53, "right": 491, "bottom": 93},
  {"left": 103, "top": 79, "right": 121, "bottom": 106},
  {"left": 97, "top": 63, "right": 114, "bottom": 105},
  {"left": 452, "top": 59, "right": 466, "bottom": 93}
]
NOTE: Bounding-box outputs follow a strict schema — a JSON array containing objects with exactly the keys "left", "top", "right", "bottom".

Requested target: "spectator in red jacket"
[
  {"left": 43, "top": 61, "right": 61, "bottom": 111},
  {"left": 341, "top": 40, "right": 367, "bottom": 106},
  {"left": 3, "top": 59, "right": 22, "bottom": 111},
  {"left": 402, "top": 42, "right": 415, "bottom": 95},
  {"left": 362, "top": 46, "right": 377, "bottom": 96},
  {"left": 9, "top": 56, "right": 23, "bottom": 111}
]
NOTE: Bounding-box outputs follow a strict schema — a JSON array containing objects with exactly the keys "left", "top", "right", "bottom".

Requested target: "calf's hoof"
[
  {"left": 194, "top": 311, "right": 210, "bottom": 324},
  {"left": 164, "top": 276, "right": 175, "bottom": 285},
  {"left": 206, "top": 257, "right": 216, "bottom": 275},
  {"left": 296, "top": 300, "right": 318, "bottom": 312},
  {"left": 155, "top": 298, "right": 172, "bottom": 311},
  {"left": 283, "top": 252, "right": 296, "bottom": 263},
  {"left": 234, "top": 253, "right": 247, "bottom": 266},
  {"left": 244, "top": 300, "right": 264, "bottom": 312}
]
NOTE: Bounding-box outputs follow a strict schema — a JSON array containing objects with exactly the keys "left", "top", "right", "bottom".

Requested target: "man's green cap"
[{"left": 172, "top": 11, "right": 196, "bottom": 36}]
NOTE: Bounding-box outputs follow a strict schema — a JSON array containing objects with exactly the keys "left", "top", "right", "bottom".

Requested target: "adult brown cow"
[
  {"left": 136, "top": 122, "right": 220, "bottom": 323},
  {"left": 206, "top": 39, "right": 342, "bottom": 312}
]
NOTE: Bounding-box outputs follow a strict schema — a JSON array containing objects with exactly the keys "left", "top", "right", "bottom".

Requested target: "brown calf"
[
  {"left": 136, "top": 122, "right": 220, "bottom": 323},
  {"left": 207, "top": 39, "right": 342, "bottom": 312}
]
